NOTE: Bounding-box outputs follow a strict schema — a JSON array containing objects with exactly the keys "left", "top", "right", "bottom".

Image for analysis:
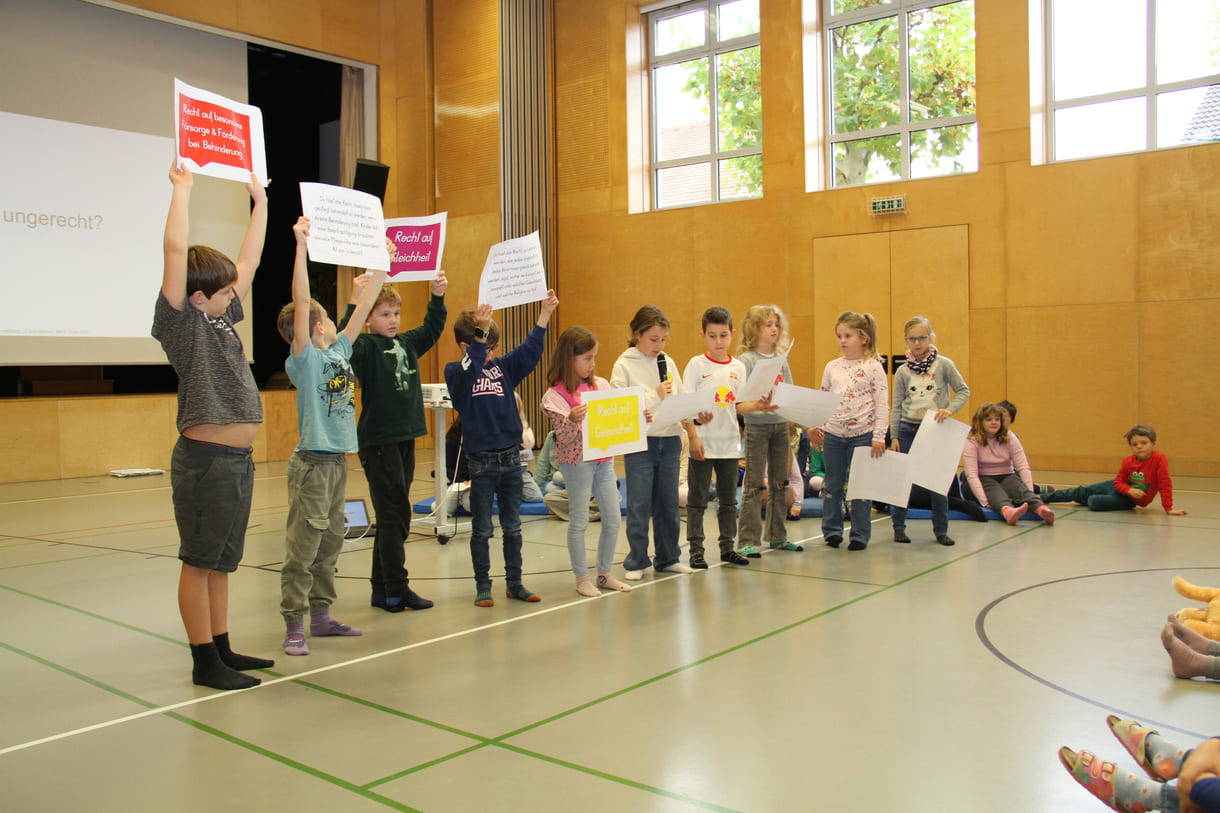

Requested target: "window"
[
  {"left": 1045, "top": 0, "right": 1220, "bottom": 162},
  {"left": 825, "top": 0, "right": 977, "bottom": 188},
  {"left": 646, "top": 0, "right": 762, "bottom": 208}
]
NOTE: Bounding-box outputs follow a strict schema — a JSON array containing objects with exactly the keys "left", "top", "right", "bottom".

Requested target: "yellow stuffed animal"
[{"left": 1174, "top": 577, "right": 1220, "bottom": 641}]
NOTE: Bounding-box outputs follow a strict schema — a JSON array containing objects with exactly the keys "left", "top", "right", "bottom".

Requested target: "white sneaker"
[
  {"left": 658, "top": 562, "right": 694, "bottom": 574},
  {"left": 624, "top": 569, "right": 645, "bottom": 581}
]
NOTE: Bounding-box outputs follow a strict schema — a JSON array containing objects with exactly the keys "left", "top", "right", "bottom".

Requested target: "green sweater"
[{"left": 340, "top": 295, "right": 447, "bottom": 447}]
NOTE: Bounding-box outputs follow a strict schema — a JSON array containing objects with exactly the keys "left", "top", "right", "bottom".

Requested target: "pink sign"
[{"left": 385, "top": 213, "right": 447, "bottom": 281}]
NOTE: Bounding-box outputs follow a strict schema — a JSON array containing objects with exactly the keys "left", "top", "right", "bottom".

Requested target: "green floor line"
[
  {"left": 0, "top": 550, "right": 126, "bottom": 571},
  {"left": 364, "top": 742, "right": 488, "bottom": 788},
  {"left": 495, "top": 741, "right": 742, "bottom": 812},
  {"left": 294, "top": 679, "right": 489, "bottom": 743},
  {"left": 0, "top": 639, "right": 158, "bottom": 712},
  {"left": 742, "top": 564, "right": 889, "bottom": 587},
  {"left": 494, "top": 530, "right": 1027, "bottom": 744},
  {"left": 0, "top": 582, "right": 186, "bottom": 647},
  {"left": 163, "top": 712, "right": 422, "bottom": 812}
]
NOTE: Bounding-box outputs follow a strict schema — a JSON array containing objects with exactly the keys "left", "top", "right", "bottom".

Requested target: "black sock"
[
  {"left": 213, "top": 632, "right": 274, "bottom": 671},
  {"left": 190, "top": 641, "right": 260, "bottom": 690}
]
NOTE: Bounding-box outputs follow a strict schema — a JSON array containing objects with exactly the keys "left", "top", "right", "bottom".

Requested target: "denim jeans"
[
  {"left": 822, "top": 431, "right": 875, "bottom": 544},
  {"left": 559, "top": 459, "right": 621, "bottom": 575},
  {"left": 467, "top": 446, "right": 525, "bottom": 587},
  {"left": 686, "top": 456, "right": 740, "bottom": 557},
  {"left": 1042, "top": 480, "right": 1134, "bottom": 512},
  {"left": 623, "top": 435, "right": 682, "bottom": 571},
  {"left": 889, "top": 421, "right": 949, "bottom": 537}
]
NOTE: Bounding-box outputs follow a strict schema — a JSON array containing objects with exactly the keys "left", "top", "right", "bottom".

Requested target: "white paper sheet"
[
  {"left": 174, "top": 78, "right": 267, "bottom": 184},
  {"left": 478, "top": 231, "right": 548, "bottom": 308},
  {"left": 906, "top": 412, "right": 971, "bottom": 493},
  {"left": 385, "top": 213, "right": 447, "bottom": 281},
  {"left": 847, "top": 447, "right": 913, "bottom": 506},
  {"left": 582, "top": 387, "right": 647, "bottom": 460},
  {"left": 736, "top": 352, "right": 788, "bottom": 402},
  {"left": 646, "top": 387, "right": 716, "bottom": 436},
  {"left": 299, "top": 182, "right": 390, "bottom": 270},
  {"left": 771, "top": 383, "right": 843, "bottom": 428}
]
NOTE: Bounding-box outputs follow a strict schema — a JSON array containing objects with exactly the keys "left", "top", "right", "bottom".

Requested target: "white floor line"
[{"left": 0, "top": 570, "right": 673, "bottom": 758}]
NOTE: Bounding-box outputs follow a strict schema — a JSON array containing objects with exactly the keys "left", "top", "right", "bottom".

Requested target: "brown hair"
[
  {"left": 835, "top": 311, "right": 880, "bottom": 359},
  {"left": 546, "top": 326, "right": 598, "bottom": 393},
  {"left": 1125, "top": 424, "right": 1157, "bottom": 444},
  {"left": 627, "top": 305, "right": 669, "bottom": 346},
  {"left": 186, "top": 245, "right": 237, "bottom": 298},
  {"left": 373, "top": 284, "right": 401, "bottom": 309},
  {"left": 970, "top": 402, "right": 1010, "bottom": 445},
  {"left": 276, "top": 299, "right": 327, "bottom": 344},
  {"left": 453, "top": 309, "right": 500, "bottom": 351}
]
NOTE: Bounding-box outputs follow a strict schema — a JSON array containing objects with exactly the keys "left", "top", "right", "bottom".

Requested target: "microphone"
[{"left": 657, "top": 354, "right": 667, "bottom": 383}]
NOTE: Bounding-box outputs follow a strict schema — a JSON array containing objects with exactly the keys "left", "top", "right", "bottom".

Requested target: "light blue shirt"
[{"left": 285, "top": 334, "right": 358, "bottom": 453}]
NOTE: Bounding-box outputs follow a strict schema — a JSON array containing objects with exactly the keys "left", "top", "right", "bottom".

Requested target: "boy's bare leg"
[{"left": 179, "top": 564, "right": 264, "bottom": 689}]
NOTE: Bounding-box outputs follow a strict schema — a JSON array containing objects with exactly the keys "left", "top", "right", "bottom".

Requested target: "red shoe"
[
  {"left": 1001, "top": 503, "right": 1027, "bottom": 525},
  {"left": 1036, "top": 504, "right": 1055, "bottom": 525}
]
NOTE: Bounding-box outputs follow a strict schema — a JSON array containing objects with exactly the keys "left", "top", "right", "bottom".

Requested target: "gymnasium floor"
[{"left": 1, "top": 454, "right": 1218, "bottom": 812}]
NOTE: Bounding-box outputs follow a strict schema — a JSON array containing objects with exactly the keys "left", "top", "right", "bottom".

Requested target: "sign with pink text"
[
  {"left": 174, "top": 79, "right": 267, "bottom": 184},
  {"left": 385, "top": 213, "right": 447, "bottom": 281}
]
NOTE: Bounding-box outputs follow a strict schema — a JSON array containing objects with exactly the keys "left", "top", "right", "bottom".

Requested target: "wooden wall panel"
[
  {"left": 1139, "top": 299, "right": 1220, "bottom": 476},
  {"left": 1138, "top": 144, "right": 1220, "bottom": 302},
  {"left": 812, "top": 233, "right": 890, "bottom": 368},
  {"left": 967, "top": 307, "right": 1006, "bottom": 420},
  {"left": 57, "top": 397, "right": 176, "bottom": 478},
  {"left": 1009, "top": 303, "right": 1139, "bottom": 472},
  {"left": 0, "top": 401, "right": 62, "bottom": 483}
]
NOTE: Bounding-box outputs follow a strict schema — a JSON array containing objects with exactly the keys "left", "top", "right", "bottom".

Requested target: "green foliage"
[{"left": 681, "top": 45, "right": 763, "bottom": 195}]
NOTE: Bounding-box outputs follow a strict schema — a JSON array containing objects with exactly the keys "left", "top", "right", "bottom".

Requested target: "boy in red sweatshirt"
[{"left": 1041, "top": 425, "right": 1188, "bottom": 515}]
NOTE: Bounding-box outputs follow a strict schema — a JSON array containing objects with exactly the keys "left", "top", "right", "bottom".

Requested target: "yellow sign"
[{"left": 582, "top": 386, "right": 647, "bottom": 460}]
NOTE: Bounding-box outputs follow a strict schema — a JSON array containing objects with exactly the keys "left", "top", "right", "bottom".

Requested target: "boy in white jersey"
[{"left": 682, "top": 308, "right": 757, "bottom": 568}]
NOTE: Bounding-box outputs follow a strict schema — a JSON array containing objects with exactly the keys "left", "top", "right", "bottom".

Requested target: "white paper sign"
[
  {"left": 478, "top": 231, "right": 548, "bottom": 308},
  {"left": 647, "top": 387, "right": 716, "bottom": 436},
  {"left": 847, "top": 447, "right": 913, "bottom": 506},
  {"left": 906, "top": 413, "right": 971, "bottom": 493},
  {"left": 174, "top": 78, "right": 267, "bottom": 184},
  {"left": 385, "top": 213, "right": 447, "bottom": 281},
  {"left": 299, "top": 182, "right": 390, "bottom": 271},
  {"left": 737, "top": 352, "right": 789, "bottom": 402},
  {"left": 582, "top": 387, "right": 648, "bottom": 460},
  {"left": 771, "top": 383, "right": 843, "bottom": 429}
]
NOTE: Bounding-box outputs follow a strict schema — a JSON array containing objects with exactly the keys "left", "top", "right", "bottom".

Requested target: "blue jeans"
[
  {"left": 623, "top": 435, "right": 682, "bottom": 571},
  {"left": 889, "top": 421, "right": 949, "bottom": 537},
  {"left": 467, "top": 446, "right": 525, "bottom": 587},
  {"left": 822, "top": 431, "right": 875, "bottom": 544},
  {"left": 559, "top": 459, "right": 621, "bottom": 575},
  {"left": 1042, "top": 480, "right": 1134, "bottom": 512}
]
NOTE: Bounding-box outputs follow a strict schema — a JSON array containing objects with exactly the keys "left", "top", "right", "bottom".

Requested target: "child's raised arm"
[
  {"left": 232, "top": 173, "right": 269, "bottom": 302},
  {"left": 340, "top": 237, "right": 392, "bottom": 345},
  {"left": 290, "top": 217, "right": 313, "bottom": 357},
  {"left": 161, "top": 161, "right": 193, "bottom": 309}
]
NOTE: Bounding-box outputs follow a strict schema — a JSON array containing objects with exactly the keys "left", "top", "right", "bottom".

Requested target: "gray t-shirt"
[{"left": 152, "top": 292, "right": 262, "bottom": 432}]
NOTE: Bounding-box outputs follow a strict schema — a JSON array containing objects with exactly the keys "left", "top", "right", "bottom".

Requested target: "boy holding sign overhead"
[
  {"left": 274, "top": 217, "right": 390, "bottom": 656},
  {"left": 152, "top": 162, "right": 272, "bottom": 691},
  {"left": 444, "top": 292, "right": 559, "bottom": 607}
]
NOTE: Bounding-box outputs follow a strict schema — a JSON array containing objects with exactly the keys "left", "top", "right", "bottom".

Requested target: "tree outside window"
[
  {"left": 827, "top": 0, "right": 977, "bottom": 187},
  {"left": 648, "top": 0, "right": 762, "bottom": 208}
]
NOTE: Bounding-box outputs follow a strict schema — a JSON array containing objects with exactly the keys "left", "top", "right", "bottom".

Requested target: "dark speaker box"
[{"left": 352, "top": 159, "right": 390, "bottom": 202}]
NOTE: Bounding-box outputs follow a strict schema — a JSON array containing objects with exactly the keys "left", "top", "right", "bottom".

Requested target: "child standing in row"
[
  {"left": 444, "top": 293, "right": 559, "bottom": 606},
  {"left": 962, "top": 402, "right": 1055, "bottom": 526},
  {"left": 888, "top": 316, "right": 970, "bottom": 546},
  {"left": 737, "top": 305, "right": 802, "bottom": 557},
  {"left": 542, "top": 326, "right": 631, "bottom": 596},
  {"left": 153, "top": 162, "right": 273, "bottom": 690},
  {"left": 682, "top": 308, "right": 752, "bottom": 568},
  {"left": 808, "top": 312, "right": 889, "bottom": 551},
  {"left": 275, "top": 218, "right": 389, "bottom": 655},
  {"left": 611, "top": 306, "right": 695, "bottom": 580},
  {"left": 341, "top": 270, "right": 447, "bottom": 614}
]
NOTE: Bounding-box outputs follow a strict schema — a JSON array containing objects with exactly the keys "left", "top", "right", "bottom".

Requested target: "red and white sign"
[
  {"left": 174, "top": 78, "right": 267, "bottom": 184},
  {"left": 385, "top": 213, "right": 447, "bottom": 281}
]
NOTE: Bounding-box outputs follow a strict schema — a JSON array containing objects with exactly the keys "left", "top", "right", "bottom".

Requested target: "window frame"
[
  {"left": 1043, "top": 0, "right": 1220, "bottom": 163},
  {"left": 645, "top": 0, "right": 763, "bottom": 209},
  {"left": 822, "top": 0, "right": 978, "bottom": 188}
]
